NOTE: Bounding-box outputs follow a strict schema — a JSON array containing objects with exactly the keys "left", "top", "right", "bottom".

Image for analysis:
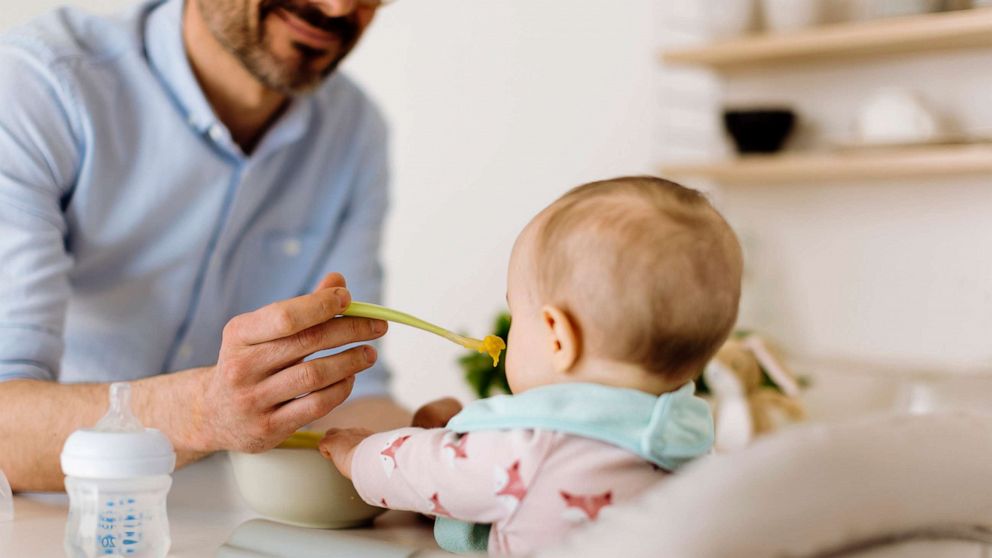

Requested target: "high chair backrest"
[{"left": 537, "top": 412, "right": 992, "bottom": 558}]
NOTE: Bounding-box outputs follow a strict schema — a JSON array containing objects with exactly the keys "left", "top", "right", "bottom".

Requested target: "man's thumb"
[{"left": 313, "top": 272, "right": 347, "bottom": 293}]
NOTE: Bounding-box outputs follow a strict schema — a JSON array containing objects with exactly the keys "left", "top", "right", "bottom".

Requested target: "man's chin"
[
  {"left": 255, "top": 53, "right": 339, "bottom": 94},
  {"left": 252, "top": 13, "right": 356, "bottom": 93}
]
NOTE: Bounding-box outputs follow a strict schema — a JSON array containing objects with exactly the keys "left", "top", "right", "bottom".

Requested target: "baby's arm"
[
  {"left": 326, "top": 426, "right": 549, "bottom": 524},
  {"left": 319, "top": 398, "right": 465, "bottom": 477}
]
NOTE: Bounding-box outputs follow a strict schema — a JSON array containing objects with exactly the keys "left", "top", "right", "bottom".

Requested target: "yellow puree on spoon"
[{"left": 341, "top": 301, "right": 506, "bottom": 367}]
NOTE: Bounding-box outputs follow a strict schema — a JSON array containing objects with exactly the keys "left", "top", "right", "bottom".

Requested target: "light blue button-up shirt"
[{"left": 0, "top": 0, "right": 390, "bottom": 398}]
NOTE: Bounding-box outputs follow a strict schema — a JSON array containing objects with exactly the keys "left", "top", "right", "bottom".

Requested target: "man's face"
[{"left": 197, "top": 0, "right": 377, "bottom": 94}]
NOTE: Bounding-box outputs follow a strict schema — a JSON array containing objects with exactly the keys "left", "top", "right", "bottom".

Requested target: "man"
[{"left": 0, "top": 0, "right": 457, "bottom": 492}]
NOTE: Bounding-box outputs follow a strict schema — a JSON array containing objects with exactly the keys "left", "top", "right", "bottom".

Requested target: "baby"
[{"left": 321, "top": 176, "right": 744, "bottom": 556}]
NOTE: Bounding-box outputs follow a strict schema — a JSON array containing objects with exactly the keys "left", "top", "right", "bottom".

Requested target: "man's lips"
[{"left": 273, "top": 8, "right": 341, "bottom": 50}]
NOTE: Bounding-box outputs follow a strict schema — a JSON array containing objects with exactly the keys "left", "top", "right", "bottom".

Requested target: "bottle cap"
[{"left": 60, "top": 383, "right": 176, "bottom": 479}]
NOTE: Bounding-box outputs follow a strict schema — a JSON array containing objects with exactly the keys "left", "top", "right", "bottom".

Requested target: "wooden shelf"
[
  {"left": 662, "top": 8, "right": 992, "bottom": 69},
  {"left": 660, "top": 144, "right": 992, "bottom": 184}
]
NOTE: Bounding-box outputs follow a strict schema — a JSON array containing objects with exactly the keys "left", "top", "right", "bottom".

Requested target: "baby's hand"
[{"left": 319, "top": 427, "right": 374, "bottom": 479}]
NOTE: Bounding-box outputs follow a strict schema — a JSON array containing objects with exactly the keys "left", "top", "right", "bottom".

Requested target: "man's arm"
[
  {"left": 0, "top": 373, "right": 206, "bottom": 492},
  {"left": 0, "top": 366, "right": 427, "bottom": 492},
  {"left": 1, "top": 275, "right": 389, "bottom": 492}
]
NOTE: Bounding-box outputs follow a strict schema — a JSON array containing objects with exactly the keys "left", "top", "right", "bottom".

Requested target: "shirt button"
[
  {"left": 282, "top": 238, "right": 302, "bottom": 257},
  {"left": 178, "top": 344, "right": 193, "bottom": 361},
  {"left": 208, "top": 124, "right": 225, "bottom": 143}
]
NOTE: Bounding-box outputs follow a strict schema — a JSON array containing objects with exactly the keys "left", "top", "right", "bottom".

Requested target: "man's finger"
[
  {"left": 256, "top": 345, "right": 376, "bottom": 407},
  {"left": 270, "top": 374, "right": 357, "bottom": 432},
  {"left": 232, "top": 286, "right": 352, "bottom": 345},
  {"left": 257, "top": 316, "right": 387, "bottom": 372},
  {"left": 313, "top": 272, "right": 347, "bottom": 293}
]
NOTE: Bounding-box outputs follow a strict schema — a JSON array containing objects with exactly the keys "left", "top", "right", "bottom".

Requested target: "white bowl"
[{"left": 229, "top": 448, "right": 385, "bottom": 529}]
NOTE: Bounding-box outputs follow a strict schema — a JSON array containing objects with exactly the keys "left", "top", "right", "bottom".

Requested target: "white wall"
[{"left": 1, "top": 0, "right": 662, "bottom": 409}]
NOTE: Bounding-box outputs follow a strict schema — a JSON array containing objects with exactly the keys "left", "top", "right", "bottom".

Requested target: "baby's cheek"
[
  {"left": 506, "top": 354, "right": 540, "bottom": 395},
  {"left": 504, "top": 329, "right": 517, "bottom": 365}
]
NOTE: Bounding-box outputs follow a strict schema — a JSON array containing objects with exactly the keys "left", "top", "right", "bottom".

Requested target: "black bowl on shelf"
[{"left": 722, "top": 108, "right": 796, "bottom": 154}]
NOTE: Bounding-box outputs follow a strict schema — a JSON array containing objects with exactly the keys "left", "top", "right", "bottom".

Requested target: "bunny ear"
[
  {"left": 742, "top": 335, "right": 801, "bottom": 397},
  {"left": 704, "top": 360, "right": 747, "bottom": 399}
]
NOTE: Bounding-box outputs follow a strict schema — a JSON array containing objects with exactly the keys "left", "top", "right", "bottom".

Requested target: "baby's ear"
[{"left": 541, "top": 305, "right": 580, "bottom": 373}]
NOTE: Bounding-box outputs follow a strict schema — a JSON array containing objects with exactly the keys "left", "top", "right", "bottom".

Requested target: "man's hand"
[
  {"left": 411, "top": 397, "right": 463, "bottom": 429},
  {"left": 319, "top": 427, "right": 374, "bottom": 479},
  {"left": 193, "top": 273, "right": 387, "bottom": 454}
]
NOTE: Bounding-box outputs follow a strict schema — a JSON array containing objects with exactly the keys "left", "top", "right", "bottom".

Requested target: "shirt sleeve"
[
  {"left": 0, "top": 45, "right": 82, "bottom": 383},
  {"left": 306, "top": 100, "right": 391, "bottom": 399},
  {"left": 350, "top": 427, "right": 552, "bottom": 524}
]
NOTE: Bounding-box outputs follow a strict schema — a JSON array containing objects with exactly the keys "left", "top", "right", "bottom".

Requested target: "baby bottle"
[{"left": 61, "top": 382, "right": 176, "bottom": 557}]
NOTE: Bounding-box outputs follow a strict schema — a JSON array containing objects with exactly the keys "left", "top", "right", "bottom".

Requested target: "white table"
[{"left": 1, "top": 453, "right": 439, "bottom": 557}]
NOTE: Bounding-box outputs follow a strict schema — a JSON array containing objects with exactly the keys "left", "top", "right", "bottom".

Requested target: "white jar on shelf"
[{"left": 855, "top": 88, "right": 940, "bottom": 145}]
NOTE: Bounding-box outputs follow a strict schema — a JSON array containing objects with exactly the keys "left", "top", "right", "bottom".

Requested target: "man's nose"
[{"left": 313, "top": 0, "right": 360, "bottom": 17}]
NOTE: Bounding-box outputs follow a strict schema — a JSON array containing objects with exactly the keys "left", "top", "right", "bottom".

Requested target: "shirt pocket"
[{"left": 237, "top": 229, "right": 323, "bottom": 309}]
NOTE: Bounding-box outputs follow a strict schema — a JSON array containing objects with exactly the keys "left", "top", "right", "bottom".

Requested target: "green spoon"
[{"left": 342, "top": 301, "right": 506, "bottom": 367}]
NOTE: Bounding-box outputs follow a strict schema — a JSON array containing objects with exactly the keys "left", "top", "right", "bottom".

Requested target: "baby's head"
[{"left": 504, "top": 176, "right": 743, "bottom": 395}]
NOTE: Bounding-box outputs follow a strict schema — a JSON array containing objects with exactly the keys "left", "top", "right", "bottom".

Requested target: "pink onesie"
[{"left": 349, "top": 382, "right": 713, "bottom": 556}]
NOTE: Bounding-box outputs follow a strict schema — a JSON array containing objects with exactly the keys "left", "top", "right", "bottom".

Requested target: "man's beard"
[{"left": 198, "top": 0, "right": 361, "bottom": 95}]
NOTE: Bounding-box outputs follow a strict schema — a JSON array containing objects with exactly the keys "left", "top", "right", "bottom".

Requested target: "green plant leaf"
[{"left": 458, "top": 311, "right": 511, "bottom": 399}]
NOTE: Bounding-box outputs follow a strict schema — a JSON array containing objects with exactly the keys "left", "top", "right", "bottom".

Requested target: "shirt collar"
[{"left": 143, "top": 0, "right": 314, "bottom": 160}]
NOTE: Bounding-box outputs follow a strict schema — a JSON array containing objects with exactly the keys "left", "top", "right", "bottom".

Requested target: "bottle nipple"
[{"left": 94, "top": 382, "right": 144, "bottom": 433}]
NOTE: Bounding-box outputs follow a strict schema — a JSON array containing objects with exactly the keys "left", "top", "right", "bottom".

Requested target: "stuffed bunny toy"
[{"left": 703, "top": 335, "right": 806, "bottom": 451}]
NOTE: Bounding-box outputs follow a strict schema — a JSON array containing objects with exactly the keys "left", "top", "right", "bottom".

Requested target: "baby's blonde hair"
[{"left": 534, "top": 176, "right": 743, "bottom": 382}]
